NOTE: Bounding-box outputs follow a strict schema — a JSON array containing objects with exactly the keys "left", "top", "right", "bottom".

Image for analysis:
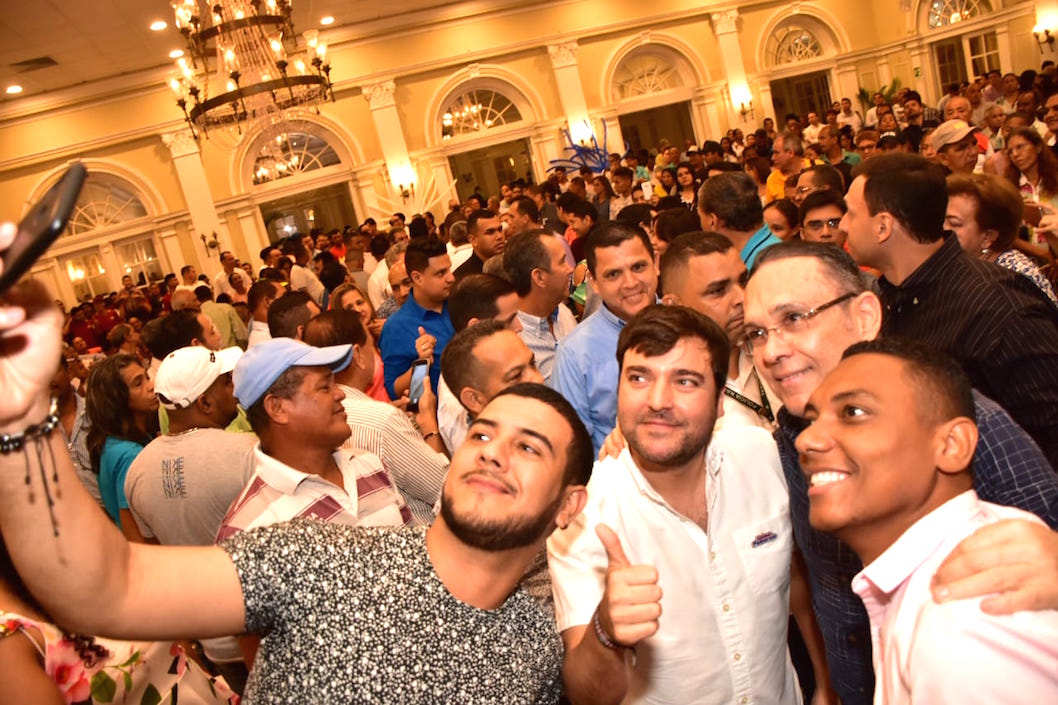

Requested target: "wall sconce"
[
  {"left": 1036, "top": 28, "right": 1056, "bottom": 53},
  {"left": 727, "top": 82, "right": 755, "bottom": 122},
  {"left": 200, "top": 231, "right": 219, "bottom": 257},
  {"left": 397, "top": 183, "right": 415, "bottom": 204}
]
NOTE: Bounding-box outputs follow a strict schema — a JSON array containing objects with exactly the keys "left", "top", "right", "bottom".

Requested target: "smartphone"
[
  {"left": 407, "top": 359, "right": 429, "bottom": 413},
  {"left": 0, "top": 163, "right": 87, "bottom": 294},
  {"left": 641, "top": 182, "right": 653, "bottom": 201},
  {"left": 1024, "top": 202, "right": 1044, "bottom": 228}
]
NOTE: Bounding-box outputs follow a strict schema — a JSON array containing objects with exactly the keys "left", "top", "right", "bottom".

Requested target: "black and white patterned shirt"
[{"left": 222, "top": 522, "right": 563, "bottom": 704}]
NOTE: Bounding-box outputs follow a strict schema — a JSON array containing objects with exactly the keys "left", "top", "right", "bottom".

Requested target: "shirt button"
[
  {"left": 733, "top": 653, "right": 741, "bottom": 661},
  {"left": 710, "top": 551, "right": 716, "bottom": 560},
  {"left": 722, "top": 604, "right": 731, "bottom": 612}
]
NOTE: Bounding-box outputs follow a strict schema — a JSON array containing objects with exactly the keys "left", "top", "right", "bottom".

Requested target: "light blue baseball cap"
[{"left": 233, "top": 337, "right": 352, "bottom": 408}]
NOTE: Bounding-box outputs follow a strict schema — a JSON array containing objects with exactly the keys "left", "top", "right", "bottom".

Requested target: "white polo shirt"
[{"left": 548, "top": 426, "right": 800, "bottom": 705}]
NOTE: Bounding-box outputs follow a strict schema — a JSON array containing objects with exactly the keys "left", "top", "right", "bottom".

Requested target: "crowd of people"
[{"left": 0, "top": 61, "right": 1058, "bottom": 705}]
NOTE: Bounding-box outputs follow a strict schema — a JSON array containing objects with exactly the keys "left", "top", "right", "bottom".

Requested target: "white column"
[
  {"left": 352, "top": 166, "right": 384, "bottom": 221},
  {"left": 752, "top": 81, "right": 770, "bottom": 130},
  {"left": 162, "top": 130, "right": 224, "bottom": 265},
  {"left": 908, "top": 46, "right": 935, "bottom": 103},
  {"left": 424, "top": 154, "right": 459, "bottom": 213},
  {"left": 597, "top": 111, "right": 626, "bottom": 157},
  {"left": 835, "top": 64, "right": 860, "bottom": 103},
  {"left": 548, "top": 42, "right": 594, "bottom": 144},
  {"left": 529, "top": 129, "right": 560, "bottom": 183},
  {"left": 710, "top": 10, "right": 751, "bottom": 128},
  {"left": 877, "top": 58, "right": 893, "bottom": 87},
  {"left": 156, "top": 225, "right": 185, "bottom": 274},
  {"left": 235, "top": 206, "right": 268, "bottom": 254},
  {"left": 995, "top": 26, "right": 1013, "bottom": 72},
  {"left": 362, "top": 80, "right": 417, "bottom": 196},
  {"left": 690, "top": 87, "right": 712, "bottom": 142}
]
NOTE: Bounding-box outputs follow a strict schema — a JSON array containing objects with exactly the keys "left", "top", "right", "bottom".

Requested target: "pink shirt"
[{"left": 853, "top": 490, "right": 1058, "bottom": 705}]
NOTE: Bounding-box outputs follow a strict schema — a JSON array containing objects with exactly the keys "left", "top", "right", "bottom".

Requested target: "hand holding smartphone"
[
  {"left": 0, "top": 163, "right": 87, "bottom": 294},
  {"left": 407, "top": 359, "right": 429, "bottom": 413}
]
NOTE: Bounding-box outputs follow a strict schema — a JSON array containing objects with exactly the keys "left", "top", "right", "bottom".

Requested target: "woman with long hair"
[
  {"left": 675, "top": 161, "right": 699, "bottom": 209},
  {"left": 329, "top": 283, "right": 389, "bottom": 402},
  {"left": 85, "top": 354, "right": 158, "bottom": 529},
  {"left": 592, "top": 175, "right": 617, "bottom": 222},
  {"left": 1004, "top": 126, "right": 1058, "bottom": 260}
]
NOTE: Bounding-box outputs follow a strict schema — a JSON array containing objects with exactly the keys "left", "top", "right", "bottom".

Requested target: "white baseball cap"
[{"left": 155, "top": 346, "right": 243, "bottom": 410}]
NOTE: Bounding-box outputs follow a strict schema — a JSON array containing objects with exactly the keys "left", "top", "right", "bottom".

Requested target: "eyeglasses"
[
  {"left": 803, "top": 217, "right": 843, "bottom": 232},
  {"left": 743, "top": 292, "right": 857, "bottom": 349}
]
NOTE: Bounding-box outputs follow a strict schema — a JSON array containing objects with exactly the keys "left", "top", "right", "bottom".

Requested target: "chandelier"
[{"left": 167, "top": 0, "right": 333, "bottom": 141}]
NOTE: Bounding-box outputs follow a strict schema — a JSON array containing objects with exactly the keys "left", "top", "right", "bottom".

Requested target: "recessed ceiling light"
[
  {"left": 320, "top": 16, "right": 334, "bottom": 25},
  {"left": 150, "top": 20, "right": 168, "bottom": 31},
  {"left": 5, "top": 85, "right": 23, "bottom": 95},
  {"left": 169, "top": 49, "right": 184, "bottom": 59}
]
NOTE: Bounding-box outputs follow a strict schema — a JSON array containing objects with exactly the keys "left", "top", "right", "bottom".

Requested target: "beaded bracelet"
[
  {"left": 0, "top": 397, "right": 60, "bottom": 454},
  {"left": 0, "top": 398, "right": 62, "bottom": 537},
  {"left": 592, "top": 609, "right": 623, "bottom": 651}
]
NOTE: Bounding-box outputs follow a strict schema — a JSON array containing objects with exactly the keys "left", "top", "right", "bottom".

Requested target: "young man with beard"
[
  {"left": 0, "top": 276, "right": 593, "bottom": 703},
  {"left": 550, "top": 305, "right": 833, "bottom": 705}
]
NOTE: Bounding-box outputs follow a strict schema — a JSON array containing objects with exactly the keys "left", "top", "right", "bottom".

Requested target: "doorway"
[
  {"left": 257, "top": 182, "right": 357, "bottom": 242},
  {"left": 447, "top": 138, "right": 534, "bottom": 202},
  {"left": 617, "top": 102, "right": 695, "bottom": 154},
  {"left": 770, "top": 71, "right": 832, "bottom": 120}
]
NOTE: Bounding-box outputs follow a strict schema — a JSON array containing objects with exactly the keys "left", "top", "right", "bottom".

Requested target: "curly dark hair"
[{"left": 85, "top": 354, "right": 157, "bottom": 474}]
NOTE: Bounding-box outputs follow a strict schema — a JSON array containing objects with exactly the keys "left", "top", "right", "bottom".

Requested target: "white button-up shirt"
[{"left": 548, "top": 426, "right": 799, "bottom": 705}]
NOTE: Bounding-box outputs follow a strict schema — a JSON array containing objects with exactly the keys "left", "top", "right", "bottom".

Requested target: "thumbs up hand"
[{"left": 595, "top": 523, "right": 662, "bottom": 648}]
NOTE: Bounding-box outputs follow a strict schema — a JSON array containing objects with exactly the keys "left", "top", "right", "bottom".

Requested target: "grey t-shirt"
[
  {"left": 125, "top": 429, "right": 257, "bottom": 544},
  {"left": 221, "top": 522, "right": 563, "bottom": 704}
]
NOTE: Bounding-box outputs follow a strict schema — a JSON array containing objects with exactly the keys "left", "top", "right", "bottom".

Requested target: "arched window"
[
  {"left": 613, "top": 51, "right": 684, "bottom": 99},
  {"left": 441, "top": 89, "right": 521, "bottom": 140},
  {"left": 928, "top": 0, "right": 992, "bottom": 29},
  {"left": 767, "top": 24, "right": 825, "bottom": 65},
  {"left": 67, "top": 173, "right": 149, "bottom": 235},
  {"left": 252, "top": 130, "right": 341, "bottom": 185}
]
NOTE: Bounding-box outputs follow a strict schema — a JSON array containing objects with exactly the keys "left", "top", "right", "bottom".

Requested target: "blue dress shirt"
[{"left": 379, "top": 292, "right": 454, "bottom": 398}]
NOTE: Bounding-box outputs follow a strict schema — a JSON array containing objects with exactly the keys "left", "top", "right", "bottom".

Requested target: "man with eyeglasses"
[
  {"left": 742, "top": 240, "right": 1058, "bottom": 705},
  {"left": 792, "top": 165, "right": 844, "bottom": 207},
  {"left": 797, "top": 190, "right": 847, "bottom": 247}
]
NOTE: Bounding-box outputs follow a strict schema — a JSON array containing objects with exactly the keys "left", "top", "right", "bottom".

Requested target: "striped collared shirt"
[
  {"left": 216, "top": 444, "right": 410, "bottom": 542},
  {"left": 337, "top": 384, "right": 448, "bottom": 526}
]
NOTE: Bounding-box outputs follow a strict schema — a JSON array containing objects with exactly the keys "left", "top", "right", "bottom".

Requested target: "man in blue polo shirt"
[
  {"left": 552, "top": 222, "right": 657, "bottom": 453},
  {"left": 379, "top": 236, "right": 455, "bottom": 398},
  {"left": 698, "top": 171, "right": 782, "bottom": 269}
]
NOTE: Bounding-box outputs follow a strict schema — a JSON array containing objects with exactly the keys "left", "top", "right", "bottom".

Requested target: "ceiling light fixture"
[
  {"left": 320, "top": 16, "right": 334, "bottom": 25},
  {"left": 150, "top": 20, "right": 168, "bottom": 31},
  {"left": 5, "top": 85, "right": 23, "bottom": 95},
  {"left": 167, "top": 0, "right": 333, "bottom": 142},
  {"left": 169, "top": 49, "right": 185, "bottom": 59}
]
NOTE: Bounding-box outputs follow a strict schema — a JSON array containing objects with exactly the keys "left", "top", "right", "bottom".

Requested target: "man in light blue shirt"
[
  {"left": 552, "top": 222, "right": 658, "bottom": 453},
  {"left": 698, "top": 171, "right": 782, "bottom": 269}
]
